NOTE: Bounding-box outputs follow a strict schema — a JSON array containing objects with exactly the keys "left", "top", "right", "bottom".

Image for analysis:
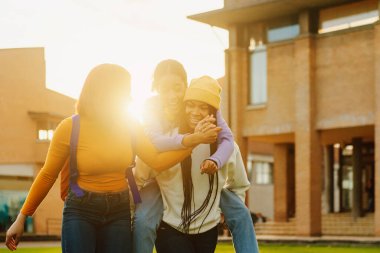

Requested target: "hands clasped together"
[{"left": 193, "top": 115, "right": 221, "bottom": 176}]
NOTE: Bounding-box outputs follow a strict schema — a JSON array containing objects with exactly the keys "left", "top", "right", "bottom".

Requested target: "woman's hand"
[
  {"left": 194, "top": 115, "right": 216, "bottom": 134},
  {"left": 194, "top": 115, "right": 221, "bottom": 144},
  {"left": 200, "top": 159, "right": 218, "bottom": 175},
  {"left": 182, "top": 115, "right": 221, "bottom": 147},
  {"left": 196, "top": 126, "right": 221, "bottom": 144},
  {"left": 5, "top": 213, "right": 26, "bottom": 251}
]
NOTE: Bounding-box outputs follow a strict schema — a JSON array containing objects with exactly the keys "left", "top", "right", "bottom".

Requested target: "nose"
[{"left": 167, "top": 90, "right": 178, "bottom": 101}]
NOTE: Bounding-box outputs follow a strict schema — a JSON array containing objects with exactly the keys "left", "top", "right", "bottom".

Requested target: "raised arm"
[
  {"left": 208, "top": 110, "right": 234, "bottom": 168},
  {"left": 145, "top": 123, "right": 187, "bottom": 151},
  {"left": 143, "top": 96, "right": 187, "bottom": 151},
  {"left": 143, "top": 96, "right": 218, "bottom": 151},
  {"left": 134, "top": 121, "right": 192, "bottom": 172}
]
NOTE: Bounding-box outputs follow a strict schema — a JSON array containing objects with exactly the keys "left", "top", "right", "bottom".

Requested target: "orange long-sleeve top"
[{"left": 21, "top": 116, "right": 191, "bottom": 216}]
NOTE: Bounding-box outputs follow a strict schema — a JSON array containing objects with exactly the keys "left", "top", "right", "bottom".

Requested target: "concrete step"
[
  {"left": 322, "top": 213, "right": 373, "bottom": 219},
  {"left": 321, "top": 213, "right": 375, "bottom": 236},
  {"left": 255, "top": 221, "right": 296, "bottom": 236},
  {"left": 254, "top": 213, "right": 375, "bottom": 236},
  {"left": 322, "top": 222, "right": 374, "bottom": 226},
  {"left": 256, "top": 222, "right": 295, "bottom": 227}
]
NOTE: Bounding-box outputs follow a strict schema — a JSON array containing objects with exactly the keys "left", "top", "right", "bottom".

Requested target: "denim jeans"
[
  {"left": 155, "top": 222, "right": 218, "bottom": 253},
  {"left": 132, "top": 181, "right": 163, "bottom": 253},
  {"left": 62, "top": 190, "right": 132, "bottom": 253},
  {"left": 220, "top": 189, "right": 259, "bottom": 253},
  {"left": 132, "top": 181, "right": 259, "bottom": 253}
]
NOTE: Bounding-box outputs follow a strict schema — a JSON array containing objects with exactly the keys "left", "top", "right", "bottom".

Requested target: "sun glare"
[
  {"left": 29, "top": 0, "right": 227, "bottom": 120},
  {"left": 126, "top": 72, "right": 155, "bottom": 123},
  {"left": 127, "top": 100, "right": 144, "bottom": 122}
]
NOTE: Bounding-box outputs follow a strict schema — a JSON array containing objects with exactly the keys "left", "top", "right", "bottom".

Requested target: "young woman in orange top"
[{"left": 5, "top": 64, "right": 219, "bottom": 253}]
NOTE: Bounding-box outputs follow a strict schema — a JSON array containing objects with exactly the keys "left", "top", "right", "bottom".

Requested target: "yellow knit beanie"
[{"left": 183, "top": 75, "right": 222, "bottom": 109}]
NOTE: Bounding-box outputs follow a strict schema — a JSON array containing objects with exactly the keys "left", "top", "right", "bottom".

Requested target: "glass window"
[
  {"left": 48, "top": 129, "right": 54, "bottom": 140},
  {"left": 254, "top": 161, "right": 273, "bottom": 185},
  {"left": 36, "top": 120, "right": 57, "bottom": 141},
  {"left": 250, "top": 43, "right": 267, "bottom": 105},
  {"left": 267, "top": 24, "right": 300, "bottom": 43},
  {"left": 342, "top": 144, "right": 353, "bottom": 156},
  {"left": 319, "top": 0, "right": 379, "bottom": 34},
  {"left": 38, "top": 129, "right": 54, "bottom": 141}
]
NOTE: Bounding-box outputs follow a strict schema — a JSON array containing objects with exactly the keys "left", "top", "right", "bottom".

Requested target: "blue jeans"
[
  {"left": 132, "top": 181, "right": 259, "bottom": 253},
  {"left": 155, "top": 222, "right": 218, "bottom": 253},
  {"left": 133, "top": 181, "right": 163, "bottom": 253},
  {"left": 220, "top": 189, "right": 259, "bottom": 253},
  {"left": 62, "top": 190, "right": 132, "bottom": 253}
]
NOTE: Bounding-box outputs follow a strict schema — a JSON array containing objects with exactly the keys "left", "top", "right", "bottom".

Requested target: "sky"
[{"left": 0, "top": 0, "right": 228, "bottom": 115}]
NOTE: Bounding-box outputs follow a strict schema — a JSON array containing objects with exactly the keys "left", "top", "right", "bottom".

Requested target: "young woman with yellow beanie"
[
  {"left": 5, "top": 64, "right": 198, "bottom": 253},
  {"left": 136, "top": 76, "right": 254, "bottom": 253},
  {"left": 133, "top": 59, "right": 259, "bottom": 253}
]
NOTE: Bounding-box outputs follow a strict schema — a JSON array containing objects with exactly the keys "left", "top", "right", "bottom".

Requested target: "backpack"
[{"left": 60, "top": 114, "right": 142, "bottom": 204}]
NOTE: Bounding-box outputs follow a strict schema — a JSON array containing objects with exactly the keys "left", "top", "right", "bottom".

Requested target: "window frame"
[
  {"left": 318, "top": 0, "right": 379, "bottom": 34},
  {"left": 249, "top": 43, "right": 268, "bottom": 106}
]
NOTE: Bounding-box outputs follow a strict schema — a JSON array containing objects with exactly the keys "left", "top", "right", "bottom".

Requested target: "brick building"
[
  {"left": 0, "top": 48, "right": 75, "bottom": 235},
  {"left": 190, "top": 0, "right": 380, "bottom": 236}
]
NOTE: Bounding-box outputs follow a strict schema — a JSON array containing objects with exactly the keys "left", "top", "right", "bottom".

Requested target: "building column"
[
  {"left": 294, "top": 34, "right": 322, "bottom": 236},
  {"left": 374, "top": 5, "right": 380, "bottom": 235},
  {"left": 225, "top": 25, "right": 249, "bottom": 159},
  {"left": 274, "top": 144, "right": 290, "bottom": 222}
]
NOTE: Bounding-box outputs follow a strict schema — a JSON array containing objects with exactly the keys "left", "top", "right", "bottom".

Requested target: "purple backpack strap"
[
  {"left": 69, "top": 114, "right": 140, "bottom": 203},
  {"left": 125, "top": 120, "right": 142, "bottom": 204},
  {"left": 69, "top": 114, "right": 85, "bottom": 197}
]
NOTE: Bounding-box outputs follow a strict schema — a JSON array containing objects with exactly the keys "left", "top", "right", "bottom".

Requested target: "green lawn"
[
  {"left": 1, "top": 243, "right": 379, "bottom": 253},
  {"left": 0, "top": 248, "right": 60, "bottom": 253}
]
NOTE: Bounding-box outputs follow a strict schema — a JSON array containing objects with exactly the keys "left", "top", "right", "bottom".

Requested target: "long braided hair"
[{"left": 178, "top": 106, "right": 219, "bottom": 233}]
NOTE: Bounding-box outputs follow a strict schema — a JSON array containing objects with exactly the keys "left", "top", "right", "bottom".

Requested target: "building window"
[
  {"left": 38, "top": 129, "right": 54, "bottom": 141},
  {"left": 36, "top": 121, "right": 57, "bottom": 141},
  {"left": 319, "top": 0, "right": 379, "bottom": 34},
  {"left": 28, "top": 112, "right": 61, "bottom": 142},
  {"left": 249, "top": 42, "right": 267, "bottom": 105},
  {"left": 254, "top": 161, "right": 273, "bottom": 185},
  {"left": 267, "top": 24, "right": 300, "bottom": 43}
]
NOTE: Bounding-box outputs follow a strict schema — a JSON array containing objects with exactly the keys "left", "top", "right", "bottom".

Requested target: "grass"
[
  {"left": 0, "top": 248, "right": 60, "bottom": 253},
  {"left": 1, "top": 243, "right": 380, "bottom": 253}
]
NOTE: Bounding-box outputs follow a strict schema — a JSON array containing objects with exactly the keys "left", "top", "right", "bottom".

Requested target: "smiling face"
[
  {"left": 185, "top": 100, "right": 211, "bottom": 129},
  {"left": 156, "top": 74, "right": 186, "bottom": 117}
]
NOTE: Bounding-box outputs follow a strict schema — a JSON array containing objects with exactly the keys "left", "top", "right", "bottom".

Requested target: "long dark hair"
[{"left": 178, "top": 106, "right": 219, "bottom": 233}]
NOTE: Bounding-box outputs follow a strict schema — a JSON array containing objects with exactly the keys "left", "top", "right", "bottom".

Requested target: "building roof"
[
  {"left": 188, "top": 0, "right": 351, "bottom": 29},
  {"left": 28, "top": 111, "right": 67, "bottom": 122}
]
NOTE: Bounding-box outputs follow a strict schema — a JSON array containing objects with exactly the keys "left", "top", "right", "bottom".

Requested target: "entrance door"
[
  {"left": 362, "top": 143, "right": 375, "bottom": 212},
  {"left": 330, "top": 142, "right": 374, "bottom": 213}
]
